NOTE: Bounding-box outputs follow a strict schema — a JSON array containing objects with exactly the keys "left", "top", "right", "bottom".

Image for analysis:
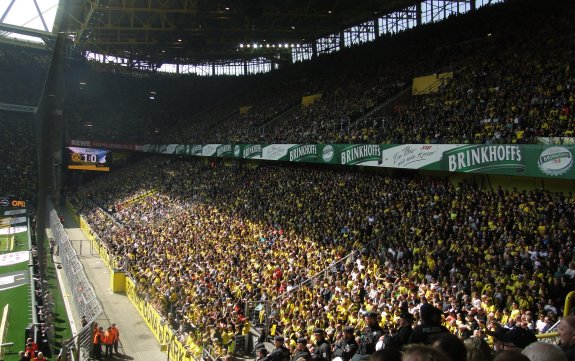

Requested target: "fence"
[{"left": 48, "top": 200, "right": 104, "bottom": 360}]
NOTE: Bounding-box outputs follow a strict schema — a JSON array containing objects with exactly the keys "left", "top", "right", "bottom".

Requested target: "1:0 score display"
[
  {"left": 72, "top": 152, "right": 99, "bottom": 163},
  {"left": 67, "top": 147, "right": 111, "bottom": 171}
]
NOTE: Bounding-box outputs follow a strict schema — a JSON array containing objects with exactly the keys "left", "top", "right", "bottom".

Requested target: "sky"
[{"left": 0, "top": 0, "right": 59, "bottom": 41}]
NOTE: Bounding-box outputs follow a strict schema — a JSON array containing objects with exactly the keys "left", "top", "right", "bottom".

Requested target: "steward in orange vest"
[{"left": 93, "top": 326, "right": 104, "bottom": 360}]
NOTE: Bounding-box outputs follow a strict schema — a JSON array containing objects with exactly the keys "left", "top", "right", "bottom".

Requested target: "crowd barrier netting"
[{"left": 48, "top": 200, "right": 104, "bottom": 360}]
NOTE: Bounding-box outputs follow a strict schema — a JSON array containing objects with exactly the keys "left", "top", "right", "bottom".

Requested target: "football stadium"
[{"left": 1, "top": 0, "right": 575, "bottom": 360}]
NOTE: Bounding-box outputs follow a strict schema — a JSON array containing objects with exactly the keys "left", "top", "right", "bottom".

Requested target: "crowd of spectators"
[
  {"left": 0, "top": 43, "right": 50, "bottom": 106},
  {"left": 70, "top": 157, "right": 575, "bottom": 359},
  {"left": 1, "top": 1, "right": 572, "bottom": 147},
  {"left": 0, "top": 111, "right": 37, "bottom": 202},
  {"left": 62, "top": 62, "right": 242, "bottom": 144},
  {"left": 48, "top": 0, "right": 574, "bottom": 146},
  {"left": 350, "top": 0, "right": 575, "bottom": 145}
]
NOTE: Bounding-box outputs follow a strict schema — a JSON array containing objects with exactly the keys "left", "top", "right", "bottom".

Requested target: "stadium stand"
[
  {"left": 0, "top": 44, "right": 50, "bottom": 107},
  {"left": 2, "top": 0, "right": 575, "bottom": 360},
  {"left": 69, "top": 157, "right": 574, "bottom": 357},
  {"left": 55, "top": 0, "right": 575, "bottom": 146},
  {"left": 0, "top": 111, "right": 37, "bottom": 203}
]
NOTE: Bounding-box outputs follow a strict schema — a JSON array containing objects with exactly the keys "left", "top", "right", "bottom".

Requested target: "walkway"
[{"left": 58, "top": 206, "right": 166, "bottom": 361}]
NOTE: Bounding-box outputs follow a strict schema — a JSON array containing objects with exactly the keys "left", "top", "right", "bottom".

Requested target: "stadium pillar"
[{"left": 36, "top": 32, "right": 67, "bottom": 276}]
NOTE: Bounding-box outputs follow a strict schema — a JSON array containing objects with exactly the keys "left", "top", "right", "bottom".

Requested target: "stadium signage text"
[
  {"left": 11, "top": 200, "right": 26, "bottom": 208},
  {"left": 0, "top": 198, "right": 26, "bottom": 208},
  {"left": 191, "top": 145, "right": 203, "bottom": 155},
  {"left": 390, "top": 145, "right": 438, "bottom": 167},
  {"left": 537, "top": 146, "right": 573, "bottom": 176},
  {"left": 216, "top": 144, "right": 232, "bottom": 157},
  {"left": 243, "top": 144, "right": 262, "bottom": 159},
  {"left": 289, "top": 144, "right": 317, "bottom": 162},
  {"left": 0, "top": 102, "right": 37, "bottom": 113},
  {"left": 340, "top": 145, "right": 381, "bottom": 165},
  {"left": 141, "top": 143, "right": 575, "bottom": 179},
  {"left": 446, "top": 145, "right": 523, "bottom": 172},
  {"left": 126, "top": 277, "right": 194, "bottom": 360},
  {"left": 69, "top": 139, "right": 143, "bottom": 151}
]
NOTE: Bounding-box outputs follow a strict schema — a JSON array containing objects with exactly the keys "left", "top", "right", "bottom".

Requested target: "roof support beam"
[
  {"left": 32, "top": 0, "right": 50, "bottom": 31},
  {"left": 0, "top": 0, "right": 17, "bottom": 23}
]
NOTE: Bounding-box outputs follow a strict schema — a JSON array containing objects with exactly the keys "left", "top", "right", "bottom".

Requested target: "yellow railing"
[{"left": 565, "top": 291, "right": 575, "bottom": 317}]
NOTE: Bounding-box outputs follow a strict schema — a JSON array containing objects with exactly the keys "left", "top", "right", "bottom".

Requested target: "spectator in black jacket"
[
  {"left": 312, "top": 329, "right": 332, "bottom": 361},
  {"left": 263, "top": 336, "right": 291, "bottom": 361},
  {"left": 354, "top": 312, "right": 384, "bottom": 361},
  {"left": 409, "top": 304, "right": 450, "bottom": 345},
  {"left": 291, "top": 338, "right": 312, "bottom": 361},
  {"left": 333, "top": 327, "right": 359, "bottom": 361},
  {"left": 380, "top": 312, "right": 413, "bottom": 351}
]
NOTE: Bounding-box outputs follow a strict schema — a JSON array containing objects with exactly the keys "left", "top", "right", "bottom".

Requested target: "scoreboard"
[{"left": 67, "top": 147, "right": 111, "bottom": 171}]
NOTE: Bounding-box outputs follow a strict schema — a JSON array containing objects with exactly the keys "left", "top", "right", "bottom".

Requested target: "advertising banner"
[
  {"left": 141, "top": 143, "right": 575, "bottom": 179},
  {"left": 0, "top": 102, "right": 37, "bottom": 113},
  {"left": 126, "top": 278, "right": 198, "bottom": 361},
  {"left": 69, "top": 139, "right": 144, "bottom": 151}
]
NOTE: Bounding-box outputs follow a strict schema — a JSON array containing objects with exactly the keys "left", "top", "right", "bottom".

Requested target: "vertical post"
[{"left": 416, "top": 2, "right": 422, "bottom": 26}]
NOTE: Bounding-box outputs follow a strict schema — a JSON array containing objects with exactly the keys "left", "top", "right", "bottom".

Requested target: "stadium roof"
[
  {"left": 57, "top": 0, "right": 421, "bottom": 64},
  {"left": 0, "top": 0, "right": 58, "bottom": 48}
]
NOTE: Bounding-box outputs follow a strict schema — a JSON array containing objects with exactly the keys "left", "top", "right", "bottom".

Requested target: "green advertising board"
[{"left": 142, "top": 143, "right": 575, "bottom": 179}]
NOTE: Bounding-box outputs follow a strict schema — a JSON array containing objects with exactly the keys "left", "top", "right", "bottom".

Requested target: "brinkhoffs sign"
[{"left": 141, "top": 143, "right": 575, "bottom": 179}]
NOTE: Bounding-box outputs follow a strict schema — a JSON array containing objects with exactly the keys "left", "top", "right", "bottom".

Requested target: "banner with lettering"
[
  {"left": 69, "top": 139, "right": 144, "bottom": 151},
  {"left": 126, "top": 277, "right": 199, "bottom": 361},
  {"left": 141, "top": 143, "right": 575, "bottom": 179},
  {"left": 0, "top": 102, "right": 37, "bottom": 113}
]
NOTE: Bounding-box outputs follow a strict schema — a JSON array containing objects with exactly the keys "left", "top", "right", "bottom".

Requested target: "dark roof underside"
[{"left": 59, "top": 0, "right": 421, "bottom": 63}]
